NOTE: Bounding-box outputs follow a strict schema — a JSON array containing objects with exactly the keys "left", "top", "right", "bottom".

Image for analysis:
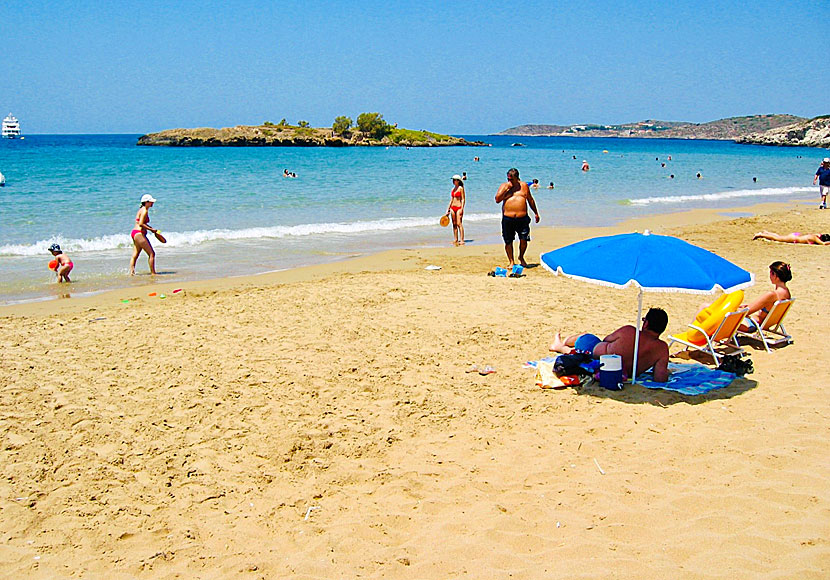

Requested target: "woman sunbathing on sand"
[
  {"left": 738, "top": 261, "right": 792, "bottom": 332},
  {"left": 753, "top": 231, "right": 830, "bottom": 245}
]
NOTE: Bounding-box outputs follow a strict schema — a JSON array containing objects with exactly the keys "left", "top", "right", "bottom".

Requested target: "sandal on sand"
[{"left": 478, "top": 365, "right": 496, "bottom": 375}]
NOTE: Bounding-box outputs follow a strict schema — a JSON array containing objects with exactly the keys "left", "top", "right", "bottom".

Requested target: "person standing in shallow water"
[
  {"left": 447, "top": 174, "right": 466, "bottom": 246},
  {"left": 130, "top": 194, "right": 160, "bottom": 275},
  {"left": 495, "top": 168, "right": 539, "bottom": 268},
  {"left": 813, "top": 157, "right": 830, "bottom": 209}
]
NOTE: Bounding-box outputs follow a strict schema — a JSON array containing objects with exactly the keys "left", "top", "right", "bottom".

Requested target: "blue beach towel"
[
  {"left": 526, "top": 359, "right": 736, "bottom": 396},
  {"left": 637, "top": 363, "right": 736, "bottom": 395}
]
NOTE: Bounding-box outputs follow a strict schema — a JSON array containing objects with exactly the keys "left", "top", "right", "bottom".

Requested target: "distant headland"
[
  {"left": 498, "top": 114, "right": 830, "bottom": 148},
  {"left": 138, "top": 113, "right": 486, "bottom": 147}
]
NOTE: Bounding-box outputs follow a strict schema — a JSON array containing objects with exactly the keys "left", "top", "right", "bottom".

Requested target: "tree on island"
[
  {"left": 297, "top": 120, "right": 309, "bottom": 128},
  {"left": 332, "top": 116, "right": 353, "bottom": 136},
  {"left": 356, "top": 112, "right": 392, "bottom": 139}
]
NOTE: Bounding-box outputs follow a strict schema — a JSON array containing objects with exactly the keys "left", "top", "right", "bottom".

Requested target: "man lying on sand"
[{"left": 549, "top": 307, "right": 670, "bottom": 382}]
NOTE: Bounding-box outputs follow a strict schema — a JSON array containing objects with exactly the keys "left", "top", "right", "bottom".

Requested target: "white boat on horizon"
[{"left": 2, "top": 113, "right": 21, "bottom": 138}]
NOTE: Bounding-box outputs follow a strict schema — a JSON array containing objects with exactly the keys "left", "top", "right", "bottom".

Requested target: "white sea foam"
[
  {"left": 0, "top": 213, "right": 500, "bottom": 256},
  {"left": 629, "top": 186, "right": 813, "bottom": 206}
]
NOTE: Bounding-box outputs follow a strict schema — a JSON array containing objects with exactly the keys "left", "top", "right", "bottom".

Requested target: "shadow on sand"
[
  {"left": 564, "top": 348, "right": 759, "bottom": 407},
  {"left": 572, "top": 376, "right": 757, "bottom": 407}
]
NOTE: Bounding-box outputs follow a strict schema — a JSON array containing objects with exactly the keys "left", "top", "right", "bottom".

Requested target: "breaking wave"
[
  {"left": 0, "top": 212, "right": 500, "bottom": 256},
  {"left": 629, "top": 186, "right": 812, "bottom": 206}
]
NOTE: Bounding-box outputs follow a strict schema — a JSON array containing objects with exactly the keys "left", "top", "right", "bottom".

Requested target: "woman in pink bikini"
[
  {"left": 129, "top": 194, "right": 160, "bottom": 275},
  {"left": 753, "top": 231, "right": 830, "bottom": 245},
  {"left": 446, "top": 174, "right": 466, "bottom": 245}
]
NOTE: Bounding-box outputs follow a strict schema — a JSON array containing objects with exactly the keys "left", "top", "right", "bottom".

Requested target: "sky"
[{"left": 1, "top": 0, "right": 827, "bottom": 134}]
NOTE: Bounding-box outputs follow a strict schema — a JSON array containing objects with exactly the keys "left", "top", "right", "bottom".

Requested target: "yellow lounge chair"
[
  {"left": 738, "top": 298, "right": 795, "bottom": 352},
  {"left": 669, "top": 308, "right": 748, "bottom": 365}
]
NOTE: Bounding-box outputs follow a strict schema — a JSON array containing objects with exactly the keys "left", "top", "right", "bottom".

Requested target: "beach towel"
[
  {"left": 636, "top": 362, "right": 736, "bottom": 395},
  {"left": 534, "top": 360, "right": 583, "bottom": 389},
  {"left": 525, "top": 356, "right": 599, "bottom": 374},
  {"left": 526, "top": 359, "right": 736, "bottom": 396}
]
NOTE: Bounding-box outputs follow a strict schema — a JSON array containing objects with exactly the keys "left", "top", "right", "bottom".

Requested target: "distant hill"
[
  {"left": 736, "top": 116, "right": 830, "bottom": 148},
  {"left": 498, "top": 115, "right": 806, "bottom": 141}
]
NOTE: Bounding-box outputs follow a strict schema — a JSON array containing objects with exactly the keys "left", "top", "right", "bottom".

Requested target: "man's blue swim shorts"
[{"left": 574, "top": 333, "right": 602, "bottom": 355}]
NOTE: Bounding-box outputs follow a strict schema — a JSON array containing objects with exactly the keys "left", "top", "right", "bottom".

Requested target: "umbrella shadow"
[{"left": 572, "top": 375, "right": 758, "bottom": 406}]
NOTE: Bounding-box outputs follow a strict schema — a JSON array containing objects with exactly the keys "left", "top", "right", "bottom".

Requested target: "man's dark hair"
[
  {"left": 644, "top": 307, "right": 668, "bottom": 334},
  {"left": 507, "top": 168, "right": 519, "bottom": 179}
]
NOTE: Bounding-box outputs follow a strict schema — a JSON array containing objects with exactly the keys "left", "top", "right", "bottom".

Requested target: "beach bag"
[
  {"left": 716, "top": 354, "right": 754, "bottom": 376},
  {"left": 553, "top": 352, "right": 593, "bottom": 376}
]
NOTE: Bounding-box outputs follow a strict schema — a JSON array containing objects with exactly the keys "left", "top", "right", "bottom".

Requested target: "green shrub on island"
[
  {"left": 332, "top": 116, "right": 353, "bottom": 136},
  {"left": 297, "top": 120, "right": 309, "bottom": 128},
  {"left": 277, "top": 119, "right": 288, "bottom": 127},
  {"left": 356, "top": 112, "right": 392, "bottom": 139},
  {"left": 263, "top": 121, "right": 275, "bottom": 127},
  {"left": 388, "top": 128, "right": 453, "bottom": 144}
]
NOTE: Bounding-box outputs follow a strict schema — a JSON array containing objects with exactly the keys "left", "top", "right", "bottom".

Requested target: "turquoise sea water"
[{"left": 0, "top": 134, "right": 823, "bottom": 304}]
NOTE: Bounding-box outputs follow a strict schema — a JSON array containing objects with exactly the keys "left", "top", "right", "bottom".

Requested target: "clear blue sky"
[{"left": 1, "top": 0, "right": 826, "bottom": 134}]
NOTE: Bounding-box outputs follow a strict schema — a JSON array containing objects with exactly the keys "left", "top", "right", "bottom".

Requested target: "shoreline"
[{"left": 1, "top": 199, "right": 812, "bottom": 317}]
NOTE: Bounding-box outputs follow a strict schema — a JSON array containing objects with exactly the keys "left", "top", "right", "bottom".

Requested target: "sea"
[{"left": 0, "top": 134, "right": 823, "bottom": 305}]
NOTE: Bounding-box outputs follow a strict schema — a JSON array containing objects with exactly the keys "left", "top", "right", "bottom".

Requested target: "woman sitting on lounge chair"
[
  {"left": 753, "top": 231, "right": 830, "bottom": 245},
  {"left": 738, "top": 261, "right": 792, "bottom": 332}
]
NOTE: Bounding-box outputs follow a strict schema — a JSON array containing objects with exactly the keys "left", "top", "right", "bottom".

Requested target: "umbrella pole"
[{"left": 631, "top": 289, "right": 643, "bottom": 385}]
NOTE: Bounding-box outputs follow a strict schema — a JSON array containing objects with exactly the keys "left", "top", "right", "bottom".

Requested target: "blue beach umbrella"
[{"left": 540, "top": 231, "right": 754, "bottom": 382}]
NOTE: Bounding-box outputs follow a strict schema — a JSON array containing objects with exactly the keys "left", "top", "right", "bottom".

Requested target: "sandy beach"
[{"left": 1, "top": 201, "right": 828, "bottom": 578}]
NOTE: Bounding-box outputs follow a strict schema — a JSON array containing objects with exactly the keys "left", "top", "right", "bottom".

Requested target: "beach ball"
[{"left": 48, "top": 260, "right": 58, "bottom": 270}]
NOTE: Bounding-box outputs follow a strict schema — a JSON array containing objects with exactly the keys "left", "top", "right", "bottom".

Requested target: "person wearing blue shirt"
[{"left": 814, "top": 158, "right": 830, "bottom": 209}]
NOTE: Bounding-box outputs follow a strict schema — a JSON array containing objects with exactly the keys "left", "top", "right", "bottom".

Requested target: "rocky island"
[{"left": 138, "top": 115, "right": 486, "bottom": 147}]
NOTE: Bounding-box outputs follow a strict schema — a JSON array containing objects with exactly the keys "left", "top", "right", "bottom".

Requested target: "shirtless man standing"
[
  {"left": 495, "top": 168, "right": 540, "bottom": 268},
  {"left": 549, "top": 307, "right": 670, "bottom": 382}
]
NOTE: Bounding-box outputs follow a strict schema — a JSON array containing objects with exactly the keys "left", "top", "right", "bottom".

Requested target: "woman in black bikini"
[
  {"left": 739, "top": 261, "right": 792, "bottom": 331},
  {"left": 447, "top": 174, "right": 466, "bottom": 245}
]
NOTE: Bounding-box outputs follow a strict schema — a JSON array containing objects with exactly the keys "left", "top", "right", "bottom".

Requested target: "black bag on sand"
[
  {"left": 554, "top": 352, "right": 593, "bottom": 376},
  {"left": 716, "top": 354, "right": 754, "bottom": 376}
]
